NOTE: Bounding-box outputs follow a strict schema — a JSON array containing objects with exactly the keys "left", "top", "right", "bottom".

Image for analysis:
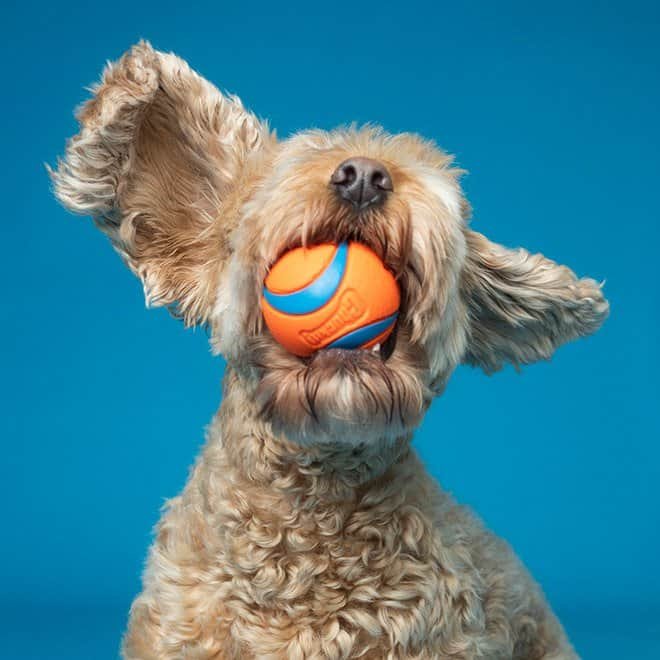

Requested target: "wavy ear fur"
[
  {"left": 51, "top": 41, "right": 271, "bottom": 325},
  {"left": 462, "top": 230, "right": 609, "bottom": 372}
]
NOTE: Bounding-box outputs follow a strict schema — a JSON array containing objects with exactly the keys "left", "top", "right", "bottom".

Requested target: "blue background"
[{"left": 3, "top": 1, "right": 659, "bottom": 657}]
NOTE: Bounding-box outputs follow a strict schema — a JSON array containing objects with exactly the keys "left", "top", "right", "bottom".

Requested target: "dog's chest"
[{"left": 206, "top": 489, "right": 491, "bottom": 658}]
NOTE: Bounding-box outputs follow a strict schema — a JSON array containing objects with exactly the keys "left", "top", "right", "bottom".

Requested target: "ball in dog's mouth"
[{"left": 262, "top": 241, "right": 401, "bottom": 359}]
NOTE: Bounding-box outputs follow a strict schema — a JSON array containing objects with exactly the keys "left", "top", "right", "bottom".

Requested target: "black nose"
[{"left": 330, "top": 157, "right": 393, "bottom": 210}]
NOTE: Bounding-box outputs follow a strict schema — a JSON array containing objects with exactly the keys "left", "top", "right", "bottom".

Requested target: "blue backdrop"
[{"left": 3, "top": 1, "right": 658, "bottom": 657}]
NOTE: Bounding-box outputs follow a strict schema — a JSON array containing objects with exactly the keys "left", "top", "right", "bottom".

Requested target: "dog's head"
[{"left": 52, "top": 42, "right": 608, "bottom": 446}]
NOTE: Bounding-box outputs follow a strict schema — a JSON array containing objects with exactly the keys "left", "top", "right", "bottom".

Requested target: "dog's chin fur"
[{"left": 251, "top": 329, "right": 432, "bottom": 446}]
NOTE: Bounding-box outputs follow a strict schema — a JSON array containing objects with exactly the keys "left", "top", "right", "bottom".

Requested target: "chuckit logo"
[{"left": 300, "top": 289, "right": 366, "bottom": 347}]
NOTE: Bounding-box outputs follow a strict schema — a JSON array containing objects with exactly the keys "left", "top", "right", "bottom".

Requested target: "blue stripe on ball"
[
  {"left": 263, "top": 242, "right": 348, "bottom": 315},
  {"left": 327, "top": 312, "right": 398, "bottom": 350}
]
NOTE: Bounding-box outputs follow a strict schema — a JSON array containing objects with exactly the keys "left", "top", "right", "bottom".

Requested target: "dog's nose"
[{"left": 330, "top": 157, "right": 393, "bottom": 210}]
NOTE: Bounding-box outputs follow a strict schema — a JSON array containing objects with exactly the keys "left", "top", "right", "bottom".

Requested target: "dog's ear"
[
  {"left": 461, "top": 230, "right": 609, "bottom": 372},
  {"left": 51, "top": 41, "right": 271, "bottom": 325}
]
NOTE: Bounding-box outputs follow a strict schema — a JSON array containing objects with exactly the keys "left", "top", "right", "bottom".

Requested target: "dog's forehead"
[
  {"left": 255, "top": 127, "right": 463, "bottom": 221},
  {"left": 276, "top": 127, "right": 453, "bottom": 170}
]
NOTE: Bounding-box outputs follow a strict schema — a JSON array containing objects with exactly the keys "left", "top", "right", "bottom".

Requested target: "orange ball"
[{"left": 261, "top": 242, "right": 400, "bottom": 357}]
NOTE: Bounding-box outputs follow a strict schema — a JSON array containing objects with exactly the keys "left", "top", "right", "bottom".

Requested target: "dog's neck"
[{"left": 208, "top": 367, "right": 412, "bottom": 501}]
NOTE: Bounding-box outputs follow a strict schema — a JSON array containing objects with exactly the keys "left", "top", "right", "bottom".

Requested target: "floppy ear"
[
  {"left": 461, "top": 230, "right": 609, "bottom": 372},
  {"left": 51, "top": 41, "right": 271, "bottom": 325}
]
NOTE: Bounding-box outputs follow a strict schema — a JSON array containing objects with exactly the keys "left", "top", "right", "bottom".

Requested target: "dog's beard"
[{"left": 252, "top": 328, "right": 432, "bottom": 445}]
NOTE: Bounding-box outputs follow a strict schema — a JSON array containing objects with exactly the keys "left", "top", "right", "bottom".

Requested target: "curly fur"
[{"left": 51, "top": 41, "right": 608, "bottom": 659}]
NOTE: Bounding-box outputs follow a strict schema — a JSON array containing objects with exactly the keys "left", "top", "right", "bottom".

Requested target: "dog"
[{"left": 52, "top": 41, "right": 608, "bottom": 659}]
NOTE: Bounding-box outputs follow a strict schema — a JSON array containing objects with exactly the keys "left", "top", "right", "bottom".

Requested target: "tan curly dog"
[{"left": 52, "top": 42, "right": 608, "bottom": 659}]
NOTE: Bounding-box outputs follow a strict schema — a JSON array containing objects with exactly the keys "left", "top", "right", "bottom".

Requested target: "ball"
[{"left": 261, "top": 242, "right": 400, "bottom": 357}]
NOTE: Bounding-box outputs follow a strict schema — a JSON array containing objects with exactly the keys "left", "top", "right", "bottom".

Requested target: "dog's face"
[
  {"left": 53, "top": 42, "right": 609, "bottom": 447},
  {"left": 215, "top": 128, "right": 468, "bottom": 443}
]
